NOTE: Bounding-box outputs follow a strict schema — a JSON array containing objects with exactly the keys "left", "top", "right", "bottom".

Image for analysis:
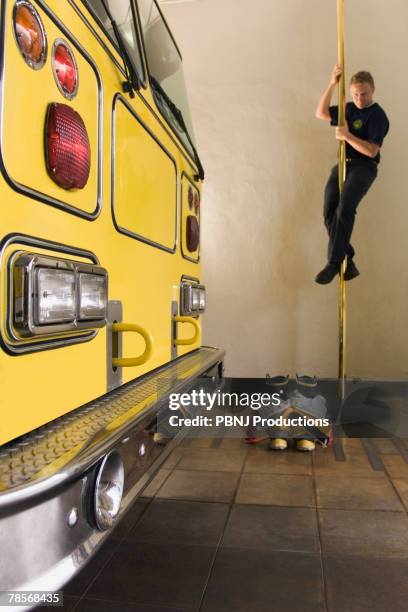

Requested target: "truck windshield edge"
[{"left": 138, "top": 0, "right": 199, "bottom": 162}]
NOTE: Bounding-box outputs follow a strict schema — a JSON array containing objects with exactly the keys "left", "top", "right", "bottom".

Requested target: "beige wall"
[{"left": 161, "top": 0, "right": 408, "bottom": 379}]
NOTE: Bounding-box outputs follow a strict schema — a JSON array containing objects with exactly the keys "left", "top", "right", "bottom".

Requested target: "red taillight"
[
  {"left": 45, "top": 103, "right": 91, "bottom": 190},
  {"left": 52, "top": 40, "right": 78, "bottom": 98},
  {"left": 188, "top": 186, "right": 193, "bottom": 209},
  {"left": 13, "top": 1, "right": 47, "bottom": 69},
  {"left": 186, "top": 216, "right": 199, "bottom": 252}
]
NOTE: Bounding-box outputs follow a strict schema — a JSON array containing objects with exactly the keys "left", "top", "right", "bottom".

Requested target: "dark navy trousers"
[{"left": 323, "top": 161, "right": 377, "bottom": 264}]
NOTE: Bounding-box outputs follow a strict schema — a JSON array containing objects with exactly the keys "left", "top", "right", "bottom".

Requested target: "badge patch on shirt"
[{"left": 353, "top": 119, "right": 363, "bottom": 130}]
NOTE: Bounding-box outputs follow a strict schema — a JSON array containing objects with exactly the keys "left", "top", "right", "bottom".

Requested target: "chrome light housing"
[
  {"left": 13, "top": 1, "right": 47, "bottom": 70},
  {"left": 180, "top": 280, "right": 205, "bottom": 316},
  {"left": 93, "top": 452, "right": 124, "bottom": 531},
  {"left": 11, "top": 252, "right": 108, "bottom": 337}
]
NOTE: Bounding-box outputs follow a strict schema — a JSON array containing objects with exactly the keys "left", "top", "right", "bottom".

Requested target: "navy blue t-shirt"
[{"left": 329, "top": 102, "right": 389, "bottom": 163}]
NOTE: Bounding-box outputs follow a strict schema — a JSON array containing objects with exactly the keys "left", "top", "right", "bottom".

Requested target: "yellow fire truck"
[{"left": 0, "top": 0, "right": 223, "bottom": 598}]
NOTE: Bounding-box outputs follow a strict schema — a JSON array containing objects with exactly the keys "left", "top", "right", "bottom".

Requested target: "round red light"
[
  {"left": 13, "top": 1, "right": 47, "bottom": 69},
  {"left": 52, "top": 41, "right": 78, "bottom": 98}
]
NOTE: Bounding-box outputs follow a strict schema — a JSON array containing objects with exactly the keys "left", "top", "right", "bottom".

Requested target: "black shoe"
[
  {"left": 344, "top": 258, "right": 360, "bottom": 281},
  {"left": 315, "top": 263, "right": 340, "bottom": 285}
]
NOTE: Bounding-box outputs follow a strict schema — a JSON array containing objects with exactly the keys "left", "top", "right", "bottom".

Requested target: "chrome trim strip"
[
  {"left": 0, "top": 346, "right": 225, "bottom": 511},
  {"left": 0, "top": 233, "right": 99, "bottom": 355},
  {"left": 181, "top": 274, "right": 200, "bottom": 284},
  {"left": 66, "top": 0, "right": 124, "bottom": 75},
  {"left": 66, "top": 0, "right": 198, "bottom": 175},
  {"left": 77, "top": 0, "right": 147, "bottom": 88},
  {"left": 121, "top": 427, "right": 186, "bottom": 501},
  {"left": 0, "top": 0, "right": 103, "bottom": 220},
  {"left": 111, "top": 93, "right": 178, "bottom": 254},
  {"left": 137, "top": 87, "right": 198, "bottom": 179},
  {"left": 106, "top": 300, "right": 123, "bottom": 392},
  {"left": 181, "top": 171, "right": 201, "bottom": 263},
  {"left": 137, "top": 1, "right": 201, "bottom": 167},
  {"left": 171, "top": 299, "right": 178, "bottom": 359},
  {"left": 152, "top": 0, "right": 183, "bottom": 61}
]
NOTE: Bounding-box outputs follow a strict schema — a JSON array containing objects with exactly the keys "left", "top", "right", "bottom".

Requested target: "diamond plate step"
[{"left": 0, "top": 346, "right": 224, "bottom": 506}]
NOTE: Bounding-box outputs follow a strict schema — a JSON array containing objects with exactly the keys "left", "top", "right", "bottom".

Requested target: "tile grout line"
[
  {"left": 154, "top": 448, "right": 406, "bottom": 511},
  {"left": 136, "top": 498, "right": 408, "bottom": 513},
  {"left": 69, "top": 496, "right": 154, "bottom": 611},
  {"left": 68, "top": 441, "right": 193, "bottom": 609},
  {"left": 392, "top": 437, "right": 408, "bottom": 464},
  {"left": 162, "top": 446, "right": 185, "bottom": 471},
  {"left": 73, "top": 593, "right": 193, "bottom": 610},
  {"left": 312, "top": 445, "right": 330, "bottom": 612},
  {"left": 74, "top": 438, "right": 241, "bottom": 610},
  {"left": 381, "top": 453, "right": 408, "bottom": 516},
  {"left": 68, "top": 541, "right": 124, "bottom": 611},
  {"left": 142, "top": 457, "right": 181, "bottom": 499},
  {"left": 361, "top": 438, "right": 386, "bottom": 471},
  {"left": 69, "top": 438, "right": 408, "bottom": 612},
  {"left": 162, "top": 466, "right": 311, "bottom": 476},
  {"left": 196, "top": 444, "right": 250, "bottom": 611}
]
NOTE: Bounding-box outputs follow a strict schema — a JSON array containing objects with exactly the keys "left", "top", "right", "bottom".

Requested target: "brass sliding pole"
[{"left": 337, "top": 0, "right": 347, "bottom": 400}]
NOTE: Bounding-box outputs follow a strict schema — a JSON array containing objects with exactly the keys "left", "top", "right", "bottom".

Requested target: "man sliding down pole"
[{"left": 315, "top": 64, "right": 389, "bottom": 285}]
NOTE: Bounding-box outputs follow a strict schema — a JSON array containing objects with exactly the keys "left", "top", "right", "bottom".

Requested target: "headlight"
[
  {"left": 198, "top": 287, "right": 206, "bottom": 312},
  {"left": 93, "top": 452, "right": 124, "bottom": 531},
  {"left": 191, "top": 287, "right": 200, "bottom": 311},
  {"left": 36, "top": 268, "right": 76, "bottom": 324},
  {"left": 79, "top": 273, "right": 107, "bottom": 320},
  {"left": 11, "top": 252, "right": 108, "bottom": 337},
  {"left": 180, "top": 281, "right": 206, "bottom": 315}
]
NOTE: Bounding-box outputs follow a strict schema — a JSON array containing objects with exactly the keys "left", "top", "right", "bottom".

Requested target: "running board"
[
  {"left": 0, "top": 346, "right": 224, "bottom": 599},
  {"left": 0, "top": 346, "right": 225, "bottom": 510}
]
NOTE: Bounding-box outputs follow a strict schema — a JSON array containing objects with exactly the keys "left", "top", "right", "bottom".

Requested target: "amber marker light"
[
  {"left": 52, "top": 40, "right": 78, "bottom": 99},
  {"left": 13, "top": 1, "right": 47, "bottom": 69}
]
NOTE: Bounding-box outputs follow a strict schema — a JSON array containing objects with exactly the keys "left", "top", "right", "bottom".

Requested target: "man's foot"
[
  {"left": 296, "top": 439, "right": 315, "bottom": 452},
  {"left": 344, "top": 258, "right": 360, "bottom": 281},
  {"left": 269, "top": 438, "right": 288, "bottom": 451},
  {"left": 315, "top": 263, "right": 340, "bottom": 285}
]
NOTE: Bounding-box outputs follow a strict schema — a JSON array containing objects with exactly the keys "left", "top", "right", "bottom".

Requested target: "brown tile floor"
[{"left": 55, "top": 436, "right": 408, "bottom": 612}]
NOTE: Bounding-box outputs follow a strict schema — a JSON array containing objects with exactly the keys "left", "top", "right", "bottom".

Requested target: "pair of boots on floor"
[{"left": 265, "top": 374, "right": 329, "bottom": 453}]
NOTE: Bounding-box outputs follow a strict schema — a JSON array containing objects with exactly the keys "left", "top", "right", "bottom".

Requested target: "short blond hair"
[{"left": 350, "top": 71, "right": 375, "bottom": 89}]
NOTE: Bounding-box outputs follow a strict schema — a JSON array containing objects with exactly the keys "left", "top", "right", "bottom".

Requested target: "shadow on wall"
[{"left": 162, "top": 0, "right": 408, "bottom": 379}]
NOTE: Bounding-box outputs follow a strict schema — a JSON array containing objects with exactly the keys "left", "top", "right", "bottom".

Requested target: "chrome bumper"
[{"left": 0, "top": 346, "right": 224, "bottom": 607}]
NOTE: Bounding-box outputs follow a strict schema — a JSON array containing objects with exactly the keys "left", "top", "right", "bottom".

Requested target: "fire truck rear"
[{"left": 0, "top": 0, "right": 223, "bottom": 601}]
